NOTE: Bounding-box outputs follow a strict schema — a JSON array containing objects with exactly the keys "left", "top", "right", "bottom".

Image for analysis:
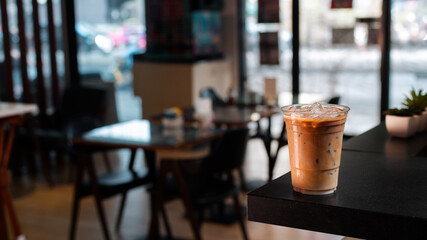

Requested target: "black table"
[
  {"left": 343, "top": 122, "right": 427, "bottom": 157},
  {"left": 72, "top": 119, "right": 225, "bottom": 240},
  {"left": 152, "top": 104, "right": 284, "bottom": 183},
  {"left": 248, "top": 124, "right": 427, "bottom": 239}
]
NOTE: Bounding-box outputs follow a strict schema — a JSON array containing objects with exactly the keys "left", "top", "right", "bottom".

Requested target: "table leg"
[
  {"left": 0, "top": 118, "right": 22, "bottom": 239},
  {"left": 169, "top": 161, "right": 201, "bottom": 240},
  {"left": 2, "top": 188, "right": 21, "bottom": 236},
  {"left": 0, "top": 190, "right": 8, "bottom": 240},
  {"left": 69, "top": 155, "right": 84, "bottom": 240},
  {"left": 116, "top": 149, "right": 138, "bottom": 231},
  {"left": 25, "top": 115, "right": 54, "bottom": 186},
  {"left": 0, "top": 122, "right": 8, "bottom": 240},
  {"left": 148, "top": 153, "right": 202, "bottom": 240},
  {"left": 146, "top": 150, "right": 161, "bottom": 240}
]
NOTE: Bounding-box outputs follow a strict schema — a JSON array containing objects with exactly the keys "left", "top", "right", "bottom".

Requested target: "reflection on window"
[
  {"left": 75, "top": 0, "right": 146, "bottom": 121},
  {"left": 246, "top": 0, "right": 385, "bottom": 135},
  {"left": 0, "top": 0, "right": 64, "bottom": 101},
  {"left": 390, "top": 0, "right": 427, "bottom": 108},
  {"left": 75, "top": 0, "right": 146, "bottom": 85}
]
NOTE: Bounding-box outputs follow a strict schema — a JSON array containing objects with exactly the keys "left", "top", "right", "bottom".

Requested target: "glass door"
[
  {"left": 299, "top": 0, "right": 383, "bottom": 135},
  {"left": 389, "top": 0, "right": 427, "bottom": 108},
  {"left": 75, "top": 0, "right": 146, "bottom": 121},
  {"left": 245, "top": 0, "right": 293, "bottom": 102}
]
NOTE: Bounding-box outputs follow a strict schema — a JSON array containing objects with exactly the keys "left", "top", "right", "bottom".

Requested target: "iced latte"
[{"left": 282, "top": 102, "right": 350, "bottom": 195}]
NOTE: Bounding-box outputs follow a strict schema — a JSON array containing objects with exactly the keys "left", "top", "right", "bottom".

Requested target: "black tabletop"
[
  {"left": 343, "top": 122, "right": 427, "bottom": 157},
  {"left": 73, "top": 119, "right": 225, "bottom": 151},
  {"left": 248, "top": 150, "right": 427, "bottom": 239}
]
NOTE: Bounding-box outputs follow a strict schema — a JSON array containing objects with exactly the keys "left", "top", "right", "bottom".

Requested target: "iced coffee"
[{"left": 282, "top": 102, "right": 350, "bottom": 195}]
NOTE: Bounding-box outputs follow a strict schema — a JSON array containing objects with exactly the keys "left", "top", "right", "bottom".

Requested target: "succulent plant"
[
  {"left": 402, "top": 89, "right": 426, "bottom": 115},
  {"left": 384, "top": 108, "right": 414, "bottom": 117}
]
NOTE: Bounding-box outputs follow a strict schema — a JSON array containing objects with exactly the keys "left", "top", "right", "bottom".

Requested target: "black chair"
[
  {"left": 194, "top": 127, "right": 249, "bottom": 239},
  {"left": 36, "top": 86, "right": 113, "bottom": 182},
  {"left": 199, "top": 87, "right": 227, "bottom": 107},
  {"left": 69, "top": 148, "right": 151, "bottom": 240},
  {"left": 327, "top": 96, "right": 341, "bottom": 104},
  {"left": 160, "top": 127, "right": 250, "bottom": 240}
]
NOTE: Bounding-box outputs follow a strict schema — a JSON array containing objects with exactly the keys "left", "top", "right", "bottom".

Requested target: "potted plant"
[
  {"left": 403, "top": 89, "right": 427, "bottom": 132},
  {"left": 384, "top": 108, "right": 416, "bottom": 138}
]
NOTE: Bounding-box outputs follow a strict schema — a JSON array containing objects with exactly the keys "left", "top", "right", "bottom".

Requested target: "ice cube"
[
  {"left": 311, "top": 102, "right": 324, "bottom": 113},
  {"left": 288, "top": 106, "right": 296, "bottom": 111}
]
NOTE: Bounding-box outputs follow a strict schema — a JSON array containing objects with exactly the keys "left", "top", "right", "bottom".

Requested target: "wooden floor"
[{"left": 10, "top": 138, "right": 348, "bottom": 240}]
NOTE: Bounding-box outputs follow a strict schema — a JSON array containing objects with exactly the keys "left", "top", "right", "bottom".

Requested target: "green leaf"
[{"left": 401, "top": 88, "right": 426, "bottom": 114}]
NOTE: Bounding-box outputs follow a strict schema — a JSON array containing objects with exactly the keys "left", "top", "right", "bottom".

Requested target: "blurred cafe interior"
[{"left": 1, "top": 0, "right": 427, "bottom": 239}]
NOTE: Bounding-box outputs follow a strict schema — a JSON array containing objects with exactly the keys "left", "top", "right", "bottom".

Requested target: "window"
[{"left": 75, "top": 0, "right": 146, "bottom": 121}]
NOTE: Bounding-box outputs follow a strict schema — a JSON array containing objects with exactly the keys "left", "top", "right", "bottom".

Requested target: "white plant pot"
[
  {"left": 413, "top": 114, "right": 422, "bottom": 133},
  {"left": 422, "top": 111, "right": 427, "bottom": 132},
  {"left": 385, "top": 115, "right": 415, "bottom": 138}
]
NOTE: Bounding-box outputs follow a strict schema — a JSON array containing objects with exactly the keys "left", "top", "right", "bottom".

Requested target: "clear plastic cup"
[{"left": 282, "top": 103, "right": 350, "bottom": 195}]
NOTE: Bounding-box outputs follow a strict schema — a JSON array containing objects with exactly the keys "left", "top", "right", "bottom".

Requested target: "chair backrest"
[
  {"left": 199, "top": 87, "right": 227, "bottom": 107},
  {"left": 57, "top": 86, "right": 107, "bottom": 134},
  {"left": 200, "top": 127, "right": 249, "bottom": 176},
  {"left": 328, "top": 96, "right": 341, "bottom": 104}
]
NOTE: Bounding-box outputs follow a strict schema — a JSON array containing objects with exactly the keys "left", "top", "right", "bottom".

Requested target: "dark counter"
[
  {"left": 248, "top": 150, "right": 427, "bottom": 239},
  {"left": 343, "top": 122, "right": 427, "bottom": 157}
]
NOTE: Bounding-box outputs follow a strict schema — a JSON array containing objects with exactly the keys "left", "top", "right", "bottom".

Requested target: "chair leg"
[
  {"left": 69, "top": 156, "right": 84, "bottom": 240},
  {"left": 115, "top": 191, "right": 127, "bottom": 231},
  {"left": 161, "top": 203, "right": 172, "bottom": 239},
  {"left": 153, "top": 160, "right": 173, "bottom": 239},
  {"left": 57, "top": 150, "right": 66, "bottom": 165},
  {"left": 148, "top": 151, "right": 165, "bottom": 240},
  {"left": 197, "top": 207, "right": 204, "bottom": 231},
  {"left": 85, "top": 152, "right": 111, "bottom": 240},
  {"left": 232, "top": 194, "right": 249, "bottom": 240},
  {"left": 128, "top": 149, "right": 137, "bottom": 170},
  {"left": 102, "top": 151, "right": 112, "bottom": 173},
  {"left": 40, "top": 149, "right": 54, "bottom": 186},
  {"left": 238, "top": 167, "right": 247, "bottom": 190},
  {"left": 26, "top": 117, "right": 54, "bottom": 186},
  {"left": 170, "top": 161, "right": 202, "bottom": 240},
  {"left": 115, "top": 149, "right": 138, "bottom": 231}
]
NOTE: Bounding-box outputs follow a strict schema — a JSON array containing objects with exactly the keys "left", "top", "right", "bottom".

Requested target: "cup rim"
[{"left": 281, "top": 103, "right": 350, "bottom": 116}]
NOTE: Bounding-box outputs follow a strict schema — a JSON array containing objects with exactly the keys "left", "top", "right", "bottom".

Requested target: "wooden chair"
[
  {"left": 0, "top": 0, "right": 61, "bottom": 185},
  {"left": 0, "top": 116, "right": 25, "bottom": 240}
]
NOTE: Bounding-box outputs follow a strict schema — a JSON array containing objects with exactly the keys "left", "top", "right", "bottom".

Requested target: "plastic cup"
[{"left": 282, "top": 103, "right": 350, "bottom": 195}]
